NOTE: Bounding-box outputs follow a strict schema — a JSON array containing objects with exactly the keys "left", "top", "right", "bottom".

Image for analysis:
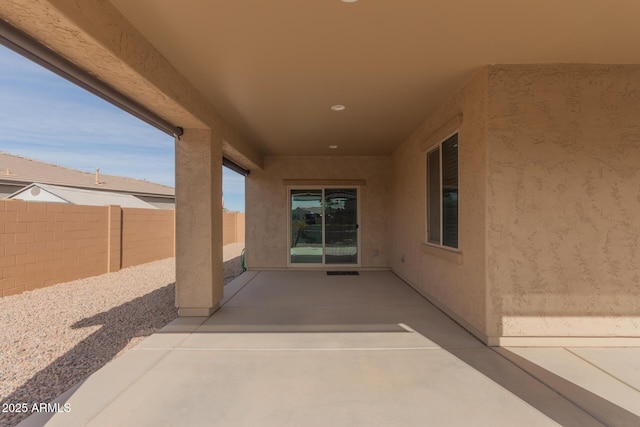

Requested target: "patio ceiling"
[{"left": 107, "top": 1, "right": 640, "bottom": 156}]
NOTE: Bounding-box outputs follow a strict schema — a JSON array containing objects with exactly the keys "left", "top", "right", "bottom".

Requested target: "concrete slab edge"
[
  {"left": 494, "top": 337, "right": 640, "bottom": 347},
  {"left": 493, "top": 347, "right": 640, "bottom": 427},
  {"left": 390, "top": 270, "right": 640, "bottom": 349},
  {"left": 157, "top": 316, "right": 209, "bottom": 334},
  {"left": 391, "top": 269, "right": 490, "bottom": 345},
  {"left": 16, "top": 383, "right": 83, "bottom": 427},
  {"left": 220, "top": 270, "right": 259, "bottom": 306},
  {"left": 16, "top": 350, "right": 171, "bottom": 427},
  {"left": 565, "top": 348, "right": 640, "bottom": 394},
  {"left": 178, "top": 304, "right": 218, "bottom": 317}
]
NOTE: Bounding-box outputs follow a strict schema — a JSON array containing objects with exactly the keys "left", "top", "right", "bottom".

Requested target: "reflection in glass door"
[
  {"left": 290, "top": 190, "right": 323, "bottom": 264},
  {"left": 290, "top": 188, "right": 358, "bottom": 265},
  {"left": 324, "top": 188, "right": 357, "bottom": 264}
]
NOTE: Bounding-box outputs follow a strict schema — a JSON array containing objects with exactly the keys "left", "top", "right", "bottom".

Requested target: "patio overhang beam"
[
  {"left": 223, "top": 157, "right": 250, "bottom": 176},
  {"left": 0, "top": 18, "right": 183, "bottom": 139}
]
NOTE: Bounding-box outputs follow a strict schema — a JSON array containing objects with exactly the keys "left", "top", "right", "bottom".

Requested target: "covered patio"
[
  {"left": 19, "top": 271, "right": 640, "bottom": 427},
  {"left": 1, "top": 2, "right": 640, "bottom": 424},
  {"left": 1, "top": 1, "right": 639, "bottom": 345}
]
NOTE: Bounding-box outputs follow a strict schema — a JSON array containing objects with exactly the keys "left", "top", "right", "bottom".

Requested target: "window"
[{"left": 427, "top": 133, "right": 458, "bottom": 249}]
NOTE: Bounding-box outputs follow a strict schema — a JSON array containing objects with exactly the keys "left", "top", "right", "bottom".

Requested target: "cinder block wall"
[
  {"left": 122, "top": 208, "right": 175, "bottom": 268},
  {"left": 0, "top": 200, "right": 176, "bottom": 297},
  {"left": 222, "top": 211, "right": 245, "bottom": 245},
  {"left": 0, "top": 200, "right": 109, "bottom": 297}
]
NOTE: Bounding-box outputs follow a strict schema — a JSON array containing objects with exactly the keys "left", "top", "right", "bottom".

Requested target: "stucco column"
[{"left": 175, "top": 129, "right": 223, "bottom": 316}]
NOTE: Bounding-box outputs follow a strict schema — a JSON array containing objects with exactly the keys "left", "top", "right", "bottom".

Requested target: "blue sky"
[{"left": 0, "top": 45, "right": 245, "bottom": 212}]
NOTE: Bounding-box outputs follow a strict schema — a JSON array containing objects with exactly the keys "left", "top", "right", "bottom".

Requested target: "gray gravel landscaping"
[{"left": 0, "top": 242, "right": 244, "bottom": 427}]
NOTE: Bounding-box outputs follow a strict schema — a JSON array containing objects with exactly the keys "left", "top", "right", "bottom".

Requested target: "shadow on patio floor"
[
  {"left": 0, "top": 284, "right": 176, "bottom": 427},
  {"left": 182, "top": 270, "right": 639, "bottom": 427},
  {"left": 12, "top": 270, "right": 640, "bottom": 427}
]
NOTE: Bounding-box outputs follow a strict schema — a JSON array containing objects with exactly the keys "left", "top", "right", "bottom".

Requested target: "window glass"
[
  {"left": 325, "top": 188, "right": 358, "bottom": 264},
  {"left": 290, "top": 190, "right": 323, "bottom": 263},
  {"left": 427, "top": 148, "right": 441, "bottom": 244},
  {"left": 441, "top": 134, "right": 458, "bottom": 248},
  {"left": 426, "top": 134, "right": 458, "bottom": 249}
]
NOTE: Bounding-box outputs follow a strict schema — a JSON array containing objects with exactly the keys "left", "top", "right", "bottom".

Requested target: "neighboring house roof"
[
  {"left": 300, "top": 206, "right": 323, "bottom": 215},
  {"left": 8, "top": 183, "right": 158, "bottom": 209},
  {"left": 0, "top": 151, "right": 174, "bottom": 197}
]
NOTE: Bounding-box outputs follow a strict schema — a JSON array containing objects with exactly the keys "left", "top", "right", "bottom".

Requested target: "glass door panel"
[
  {"left": 324, "top": 188, "right": 357, "bottom": 264},
  {"left": 290, "top": 189, "right": 323, "bottom": 264}
]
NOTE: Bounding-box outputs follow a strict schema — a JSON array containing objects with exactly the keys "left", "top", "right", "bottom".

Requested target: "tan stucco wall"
[
  {"left": 486, "top": 64, "right": 640, "bottom": 338},
  {"left": 175, "top": 129, "right": 223, "bottom": 316},
  {"left": 390, "top": 68, "right": 489, "bottom": 337},
  {"left": 246, "top": 156, "right": 390, "bottom": 269},
  {"left": 391, "top": 64, "right": 640, "bottom": 341}
]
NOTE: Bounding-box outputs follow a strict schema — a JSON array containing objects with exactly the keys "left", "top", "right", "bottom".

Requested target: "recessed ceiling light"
[
  {"left": 329, "top": 145, "right": 338, "bottom": 149},
  {"left": 341, "top": 0, "right": 358, "bottom": 3},
  {"left": 331, "top": 104, "right": 346, "bottom": 111}
]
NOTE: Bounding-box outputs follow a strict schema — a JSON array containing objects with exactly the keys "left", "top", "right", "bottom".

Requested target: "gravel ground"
[{"left": 0, "top": 242, "right": 244, "bottom": 427}]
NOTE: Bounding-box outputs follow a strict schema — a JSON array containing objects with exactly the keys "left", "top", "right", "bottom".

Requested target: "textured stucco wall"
[
  {"left": 390, "top": 68, "right": 488, "bottom": 337},
  {"left": 487, "top": 64, "right": 640, "bottom": 337},
  {"left": 246, "top": 156, "right": 390, "bottom": 269},
  {"left": 175, "top": 129, "right": 223, "bottom": 316}
]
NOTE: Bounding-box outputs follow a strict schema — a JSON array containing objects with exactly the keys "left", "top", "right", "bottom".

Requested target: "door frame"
[{"left": 287, "top": 185, "right": 361, "bottom": 268}]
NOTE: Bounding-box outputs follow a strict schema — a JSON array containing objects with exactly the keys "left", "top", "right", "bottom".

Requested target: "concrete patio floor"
[{"left": 20, "top": 271, "right": 640, "bottom": 426}]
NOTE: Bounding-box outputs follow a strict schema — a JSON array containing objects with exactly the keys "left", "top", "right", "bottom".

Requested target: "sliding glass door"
[
  {"left": 290, "top": 190, "right": 323, "bottom": 264},
  {"left": 324, "top": 188, "right": 358, "bottom": 264},
  {"left": 290, "top": 188, "right": 358, "bottom": 265}
]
